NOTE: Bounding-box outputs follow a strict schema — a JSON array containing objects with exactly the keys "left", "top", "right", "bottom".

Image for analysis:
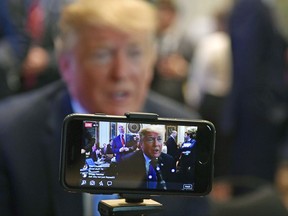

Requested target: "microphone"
[{"left": 151, "top": 157, "right": 167, "bottom": 190}]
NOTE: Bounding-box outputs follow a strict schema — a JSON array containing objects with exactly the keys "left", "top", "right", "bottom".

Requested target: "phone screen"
[{"left": 60, "top": 114, "right": 215, "bottom": 196}]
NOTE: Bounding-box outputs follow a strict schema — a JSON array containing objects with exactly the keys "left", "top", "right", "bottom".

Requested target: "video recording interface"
[{"left": 79, "top": 120, "right": 199, "bottom": 192}]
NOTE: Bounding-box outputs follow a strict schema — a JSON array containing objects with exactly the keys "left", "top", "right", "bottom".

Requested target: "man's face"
[
  {"left": 157, "top": 6, "right": 176, "bottom": 32},
  {"left": 172, "top": 131, "right": 177, "bottom": 137},
  {"left": 61, "top": 26, "right": 155, "bottom": 115},
  {"left": 141, "top": 131, "right": 163, "bottom": 159},
  {"left": 118, "top": 125, "right": 125, "bottom": 134},
  {"left": 184, "top": 133, "right": 189, "bottom": 141}
]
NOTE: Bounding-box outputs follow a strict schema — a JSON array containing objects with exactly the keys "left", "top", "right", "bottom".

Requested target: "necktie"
[
  {"left": 147, "top": 161, "right": 157, "bottom": 189},
  {"left": 26, "top": 0, "right": 44, "bottom": 42},
  {"left": 121, "top": 134, "right": 125, "bottom": 146},
  {"left": 24, "top": 0, "right": 45, "bottom": 89}
]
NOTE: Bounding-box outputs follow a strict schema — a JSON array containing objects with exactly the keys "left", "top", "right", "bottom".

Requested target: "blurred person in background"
[
  {"left": 184, "top": 0, "right": 233, "bottom": 178},
  {"left": 209, "top": 0, "right": 288, "bottom": 208},
  {"left": 0, "top": 0, "right": 71, "bottom": 99},
  {"left": 150, "top": 0, "right": 195, "bottom": 104},
  {"left": 0, "top": 0, "right": 30, "bottom": 98},
  {"left": 221, "top": 0, "right": 288, "bottom": 188},
  {"left": 0, "top": 0, "right": 209, "bottom": 216}
]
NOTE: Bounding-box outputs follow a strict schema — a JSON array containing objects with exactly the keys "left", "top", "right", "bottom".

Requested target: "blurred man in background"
[
  {"left": 150, "top": 0, "right": 193, "bottom": 103},
  {"left": 223, "top": 0, "right": 288, "bottom": 183}
]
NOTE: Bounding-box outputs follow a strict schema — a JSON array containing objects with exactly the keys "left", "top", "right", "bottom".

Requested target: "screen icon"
[
  {"left": 89, "top": 180, "right": 96, "bottom": 186},
  {"left": 183, "top": 184, "right": 193, "bottom": 190},
  {"left": 81, "top": 180, "right": 86, "bottom": 185}
]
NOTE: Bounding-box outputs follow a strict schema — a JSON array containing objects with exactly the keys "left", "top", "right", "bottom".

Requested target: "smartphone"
[{"left": 60, "top": 112, "right": 215, "bottom": 196}]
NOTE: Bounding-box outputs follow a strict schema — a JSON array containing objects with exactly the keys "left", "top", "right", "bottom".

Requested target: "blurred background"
[{"left": 1, "top": 0, "right": 288, "bottom": 215}]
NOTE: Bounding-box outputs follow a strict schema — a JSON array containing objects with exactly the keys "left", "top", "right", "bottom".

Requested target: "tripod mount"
[{"left": 98, "top": 194, "right": 163, "bottom": 216}]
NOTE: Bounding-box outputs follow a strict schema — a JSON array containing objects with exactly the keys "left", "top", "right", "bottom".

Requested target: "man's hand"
[{"left": 119, "top": 147, "right": 129, "bottom": 152}]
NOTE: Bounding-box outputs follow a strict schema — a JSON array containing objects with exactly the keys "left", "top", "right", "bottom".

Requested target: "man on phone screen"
[{"left": 116, "top": 125, "right": 176, "bottom": 190}]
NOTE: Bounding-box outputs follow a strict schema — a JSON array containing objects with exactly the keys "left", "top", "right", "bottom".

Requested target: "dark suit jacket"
[
  {"left": 166, "top": 136, "right": 177, "bottom": 159},
  {"left": 116, "top": 150, "right": 176, "bottom": 189},
  {"left": 223, "top": 0, "right": 288, "bottom": 181},
  {"left": 0, "top": 80, "right": 207, "bottom": 216}
]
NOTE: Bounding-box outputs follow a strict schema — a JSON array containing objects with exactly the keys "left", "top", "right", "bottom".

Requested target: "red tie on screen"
[{"left": 121, "top": 134, "right": 125, "bottom": 146}]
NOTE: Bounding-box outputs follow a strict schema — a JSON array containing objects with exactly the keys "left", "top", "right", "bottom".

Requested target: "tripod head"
[{"left": 98, "top": 194, "right": 163, "bottom": 216}]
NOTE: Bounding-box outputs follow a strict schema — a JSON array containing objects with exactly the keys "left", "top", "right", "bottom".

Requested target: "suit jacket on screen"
[
  {"left": 116, "top": 150, "right": 176, "bottom": 189},
  {"left": 166, "top": 136, "right": 178, "bottom": 159}
]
